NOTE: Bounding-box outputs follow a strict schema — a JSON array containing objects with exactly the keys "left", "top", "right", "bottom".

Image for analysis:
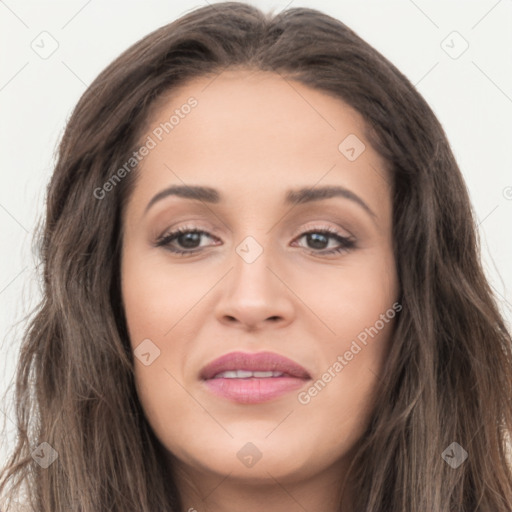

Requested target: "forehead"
[{"left": 127, "top": 69, "right": 390, "bottom": 214}]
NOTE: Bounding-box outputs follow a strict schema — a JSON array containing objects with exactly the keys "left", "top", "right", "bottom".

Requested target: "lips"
[
  {"left": 200, "top": 351, "right": 311, "bottom": 380},
  {"left": 200, "top": 351, "right": 311, "bottom": 404}
]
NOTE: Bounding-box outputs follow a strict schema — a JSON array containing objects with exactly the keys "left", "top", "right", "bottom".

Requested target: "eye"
[
  {"left": 292, "top": 226, "right": 355, "bottom": 255},
  {"left": 155, "top": 226, "right": 218, "bottom": 255},
  {"left": 155, "top": 225, "right": 355, "bottom": 256}
]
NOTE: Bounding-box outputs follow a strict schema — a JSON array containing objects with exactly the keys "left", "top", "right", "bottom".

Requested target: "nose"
[{"left": 214, "top": 240, "right": 295, "bottom": 331}]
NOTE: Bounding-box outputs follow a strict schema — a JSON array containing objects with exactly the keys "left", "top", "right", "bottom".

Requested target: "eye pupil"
[
  {"left": 179, "top": 232, "right": 201, "bottom": 248},
  {"left": 307, "top": 233, "right": 328, "bottom": 249}
]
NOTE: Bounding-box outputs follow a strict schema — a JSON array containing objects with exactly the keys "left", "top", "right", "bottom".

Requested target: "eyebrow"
[{"left": 144, "top": 184, "right": 376, "bottom": 218}]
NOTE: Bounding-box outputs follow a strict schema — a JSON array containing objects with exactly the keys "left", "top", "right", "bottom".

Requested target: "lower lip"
[{"left": 203, "top": 377, "right": 308, "bottom": 404}]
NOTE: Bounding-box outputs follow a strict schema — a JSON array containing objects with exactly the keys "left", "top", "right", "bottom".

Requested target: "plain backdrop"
[{"left": 1, "top": 0, "right": 511, "bottom": 465}]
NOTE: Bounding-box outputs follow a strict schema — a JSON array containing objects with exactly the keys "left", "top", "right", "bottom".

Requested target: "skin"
[{"left": 121, "top": 68, "right": 400, "bottom": 512}]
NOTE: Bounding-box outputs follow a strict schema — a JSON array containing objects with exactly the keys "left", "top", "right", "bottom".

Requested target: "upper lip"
[{"left": 200, "top": 351, "right": 311, "bottom": 380}]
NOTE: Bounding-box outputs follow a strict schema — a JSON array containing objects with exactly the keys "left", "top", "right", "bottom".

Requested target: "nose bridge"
[
  {"left": 214, "top": 231, "right": 294, "bottom": 327},
  {"left": 230, "top": 233, "right": 278, "bottom": 299}
]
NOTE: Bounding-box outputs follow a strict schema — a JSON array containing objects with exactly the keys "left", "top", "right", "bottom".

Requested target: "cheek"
[
  {"left": 291, "top": 246, "right": 398, "bottom": 345},
  {"left": 121, "top": 249, "right": 205, "bottom": 456},
  {"left": 292, "top": 303, "right": 397, "bottom": 466},
  {"left": 291, "top": 249, "right": 398, "bottom": 429},
  {"left": 121, "top": 248, "right": 204, "bottom": 344}
]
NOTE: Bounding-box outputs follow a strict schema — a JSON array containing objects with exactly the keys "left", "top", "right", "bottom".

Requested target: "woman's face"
[{"left": 121, "top": 69, "right": 399, "bottom": 492}]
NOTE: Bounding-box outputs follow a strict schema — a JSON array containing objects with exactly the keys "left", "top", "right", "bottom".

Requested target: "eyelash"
[{"left": 155, "top": 225, "right": 356, "bottom": 257}]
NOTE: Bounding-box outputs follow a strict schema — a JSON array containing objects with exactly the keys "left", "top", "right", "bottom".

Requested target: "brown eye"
[
  {"left": 155, "top": 228, "right": 217, "bottom": 255},
  {"left": 294, "top": 228, "right": 355, "bottom": 255}
]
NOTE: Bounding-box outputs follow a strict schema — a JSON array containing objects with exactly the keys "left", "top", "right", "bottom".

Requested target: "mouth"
[{"left": 200, "top": 351, "right": 311, "bottom": 404}]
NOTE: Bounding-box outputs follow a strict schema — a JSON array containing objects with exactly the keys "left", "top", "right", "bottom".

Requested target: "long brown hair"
[{"left": 1, "top": 2, "right": 511, "bottom": 510}]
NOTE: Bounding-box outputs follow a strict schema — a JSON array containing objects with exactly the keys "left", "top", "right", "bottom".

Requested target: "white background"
[{"left": 1, "top": 0, "right": 511, "bottom": 465}]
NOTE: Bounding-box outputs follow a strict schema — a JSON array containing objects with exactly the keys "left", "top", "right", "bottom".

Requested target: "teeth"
[
  {"left": 214, "top": 370, "right": 285, "bottom": 379},
  {"left": 253, "top": 371, "right": 279, "bottom": 378}
]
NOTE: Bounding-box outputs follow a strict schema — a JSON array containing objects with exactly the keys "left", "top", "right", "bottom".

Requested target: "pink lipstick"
[{"left": 200, "top": 351, "right": 311, "bottom": 404}]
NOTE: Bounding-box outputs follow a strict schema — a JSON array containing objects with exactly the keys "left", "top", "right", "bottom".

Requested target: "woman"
[{"left": 1, "top": 2, "right": 511, "bottom": 510}]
